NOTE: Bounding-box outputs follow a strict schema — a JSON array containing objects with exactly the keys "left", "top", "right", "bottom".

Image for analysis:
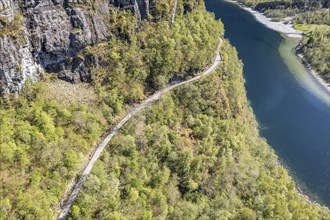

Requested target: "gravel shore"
[
  {"left": 224, "top": 0, "right": 330, "bottom": 95},
  {"left": 225, "top": 0, "right": 303, "bottom": 38}
]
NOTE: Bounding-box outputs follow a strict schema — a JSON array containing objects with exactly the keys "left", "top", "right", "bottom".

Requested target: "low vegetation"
[{"left": 0, "top": 14, "right": 23, "bottom": 38}]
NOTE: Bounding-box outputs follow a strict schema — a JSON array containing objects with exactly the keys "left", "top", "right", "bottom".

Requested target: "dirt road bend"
[{"left": 58, "top": 39, "right": 222, "bottom": 219}]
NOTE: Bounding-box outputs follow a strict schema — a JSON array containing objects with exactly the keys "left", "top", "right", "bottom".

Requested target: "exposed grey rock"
[
  {"left": 0, "top": 30, "right": 41, "bottom": 93},
  {"left": 110, "top": 0, "right": 153, "bottom": 20},
  {"left": 0, "top": 0, "right": 15, "bottom": 21},
  {"left": 0, "top": 0, "right": 154, "bottom": 94}
]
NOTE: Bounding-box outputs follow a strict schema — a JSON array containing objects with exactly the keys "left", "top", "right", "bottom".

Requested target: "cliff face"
[{"left": 0, "top": 0, "right": 155, "bottom": 93}]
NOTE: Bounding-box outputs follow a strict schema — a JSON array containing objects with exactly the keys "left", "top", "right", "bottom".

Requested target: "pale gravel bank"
[
  {"left": 224, "top": 0, "right": 303, "bottom": 38},
  {"left": 224, "top": 0, "right": 330, "bottom": 96}
]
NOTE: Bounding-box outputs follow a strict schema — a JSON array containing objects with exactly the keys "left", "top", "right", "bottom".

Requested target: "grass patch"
[{"left": 293, "top": 24, "right": 309, "bottom": 32}]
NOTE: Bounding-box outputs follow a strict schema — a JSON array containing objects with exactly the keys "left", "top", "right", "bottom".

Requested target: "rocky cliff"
[{"left": 0, "top": 0, "right": 160, "bottom": 93}]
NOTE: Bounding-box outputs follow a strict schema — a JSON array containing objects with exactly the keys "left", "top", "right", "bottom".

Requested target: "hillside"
[
  {"left": 0, "top": 0, "right": 329, "bottom": 219},
  {"left": 70, "top": 39, "right": 330, "bottom": 219}
]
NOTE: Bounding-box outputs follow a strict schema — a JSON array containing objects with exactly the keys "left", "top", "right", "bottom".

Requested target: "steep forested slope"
[
  {"left": 235, "top": 0, "right": 330, "bottom": 83},
  {"left": 0, "top": 0, "right": 329, "bottom": 219},
  {"left": 0, "top": 0, "right": 223, "bottom": 218},
  {"left": 70, "top": 40, "right": 329, "bottom": 219}
]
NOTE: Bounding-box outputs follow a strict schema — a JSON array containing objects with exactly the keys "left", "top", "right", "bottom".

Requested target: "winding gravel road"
[{"left": 58, "top": 39, "right": 222, "bottom": 219}]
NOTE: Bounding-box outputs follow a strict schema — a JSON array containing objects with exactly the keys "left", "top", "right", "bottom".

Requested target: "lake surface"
[{"left": 205, "top": 0, "right": 330, "bottom": 206}]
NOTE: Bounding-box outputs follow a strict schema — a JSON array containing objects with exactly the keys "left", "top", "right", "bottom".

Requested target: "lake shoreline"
[
  {"left": 295, "top": 51, "right": 330, "bottom": 96},
  {"left": 223, "top": 0, "right": 302, "bottom": 38},
  {"left": 221, "top": 0, "right": 329, "bottom": 205},
  {"left": 223, "top": 0, "right": 330, "bottom": 96}
]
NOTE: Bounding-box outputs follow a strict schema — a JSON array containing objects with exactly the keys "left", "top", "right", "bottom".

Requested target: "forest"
[
  {"left": 0, "top": 0, "right": 329, "bottom": 219},
  {"left": 0, "top": 0, "right": 223, "bottom": 218},
  {"left": 236, "top": 0, "right": 330, "bottom": 83},
  {"left": 70, "top": 39, "right": 329, "bottom": 219}
]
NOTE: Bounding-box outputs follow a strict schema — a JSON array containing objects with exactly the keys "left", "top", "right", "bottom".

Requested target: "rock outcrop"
[
  {"left": 0, "top": 0, "right": 158, "bottom": 93},
  {"left": 0, "top": 0, "right": 106, "bottom": 93}
]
